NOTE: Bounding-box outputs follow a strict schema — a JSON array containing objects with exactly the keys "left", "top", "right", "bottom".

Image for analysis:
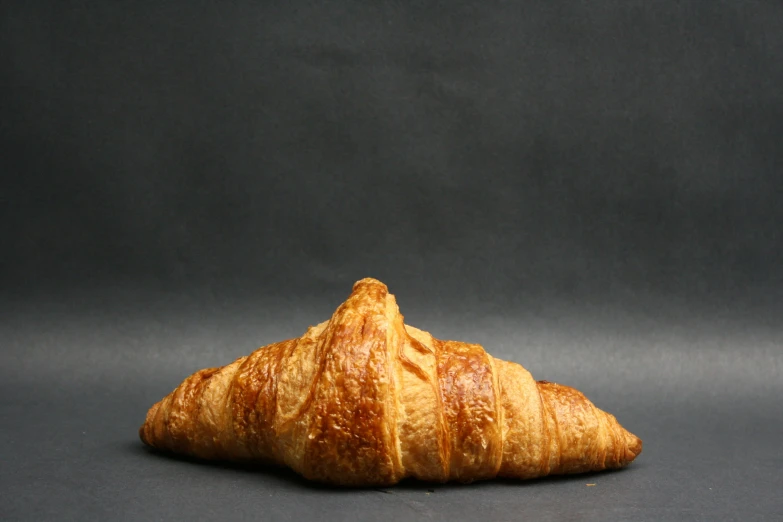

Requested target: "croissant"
[{"left": 140, "top": 278, "right": 641, "bottom": 486}]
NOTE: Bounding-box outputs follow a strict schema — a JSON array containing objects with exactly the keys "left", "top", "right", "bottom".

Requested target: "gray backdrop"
[{"left": 2, "top": 1, "right": 782, "bottom": 520}]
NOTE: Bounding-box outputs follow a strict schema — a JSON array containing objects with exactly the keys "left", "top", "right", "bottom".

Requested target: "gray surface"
[{"left": 1, "top": 289, "right": 781, "bottom": 521}]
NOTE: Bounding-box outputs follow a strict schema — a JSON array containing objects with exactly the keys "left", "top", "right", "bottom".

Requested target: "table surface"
[{"left": 2, "top": 290, "right": 781, "bottom": 521}]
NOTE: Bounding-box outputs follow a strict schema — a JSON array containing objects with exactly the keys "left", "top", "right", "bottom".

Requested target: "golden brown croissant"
[{"left": 140, "top": 278, "right": 642, "bottom": 486}]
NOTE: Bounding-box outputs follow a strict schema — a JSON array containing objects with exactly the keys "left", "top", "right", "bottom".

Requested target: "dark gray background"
[{"left": 2, "top": 1, "right": 782, "bottom": 520}]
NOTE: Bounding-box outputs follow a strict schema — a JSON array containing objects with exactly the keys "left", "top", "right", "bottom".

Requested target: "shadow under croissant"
[{"left": 131, "top": 441, "right": 641, "bottom": 492}]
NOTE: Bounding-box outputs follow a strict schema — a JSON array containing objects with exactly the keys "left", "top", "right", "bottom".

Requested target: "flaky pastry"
[{"left": 140, "top": 278, "right": 642, "bottom": 486}]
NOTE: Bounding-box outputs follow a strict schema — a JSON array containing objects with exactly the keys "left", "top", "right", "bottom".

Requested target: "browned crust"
[
  {"left": 299, "top": 280, "right": 400, "bottom": 485},
  {"left": 140, "top": 278, "right": 642, "bottom": 486},
  {"left": 436, "top": 340, "right": 503, "bottom": 482}
]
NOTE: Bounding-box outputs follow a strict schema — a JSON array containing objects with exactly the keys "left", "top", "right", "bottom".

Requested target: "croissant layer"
[{"left": 140, "top": 278, "right": 642, "bottom": 486}]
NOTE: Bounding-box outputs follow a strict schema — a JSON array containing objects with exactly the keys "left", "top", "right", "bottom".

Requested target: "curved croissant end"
[{"left": 140, "top": 278, "right": 642, "bottom": 486}]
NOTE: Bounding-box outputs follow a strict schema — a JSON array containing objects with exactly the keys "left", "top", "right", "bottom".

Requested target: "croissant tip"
[
  {"left": 625, "top": 432, "right": 643, "bottom": 461},
  {"left": 138, "top": 402, "right": 160, "bottom": 448}
]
